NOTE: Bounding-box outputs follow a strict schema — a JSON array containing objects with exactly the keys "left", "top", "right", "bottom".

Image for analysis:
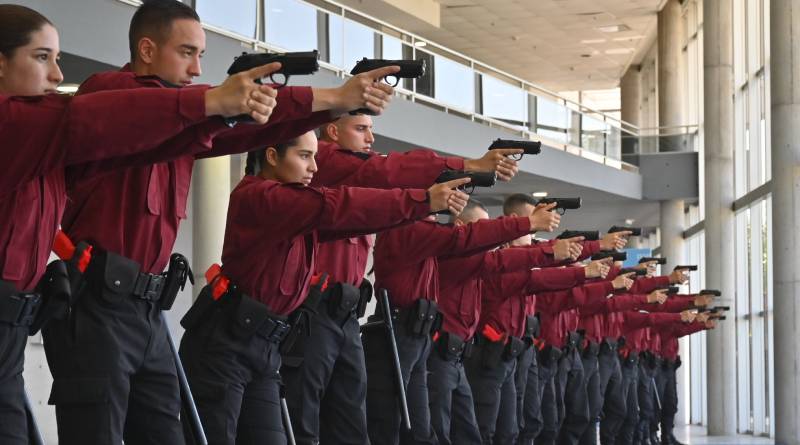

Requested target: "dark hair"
[
  {"left": 449, "top": 199, "right": 488, "bottom": 223},
  {"left": 503, "top": 193, "right": 537, "bottom": 216},
  {"left": 245, "top": 137, "right": 302, "bottom": 175},
  {"left": 0, "top": 5, "right": 53, "bottom": 57},
  {"left": 129, "top": 0, "right": 200, "bottom": 62}
]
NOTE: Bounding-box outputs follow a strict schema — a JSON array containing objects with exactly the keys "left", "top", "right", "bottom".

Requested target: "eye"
[{"left": 36, "top": 53, "right": 49, "bottom": 62}]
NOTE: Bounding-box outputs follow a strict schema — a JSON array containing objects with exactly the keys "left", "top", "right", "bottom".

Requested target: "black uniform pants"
[
  {"left": 658, "top": 363, "right": 679, "bottom": 441},
  {"left": 464, "top": 340, "right": 519, "bottom": 445},
  {"left": 516, "top": 345, "right": 544, "bottom": 445},
  {"left": 556, "top": 347, "right": 589, "bottom": 445},
  {"left": 180, "top": 297, "right": 287, "bottom": 445},
  {"left": 614, "top": 356, "right": 639, "bottom": 445},
  {"left": 596, "top": 349, "right": 625, "bottom": 445},
  {"left": 363, "top": 320, "right": 437, "bottom": 445},
  {"left": 427, "top": 344, "right": 481, "bottom": 445},
  {"left": 42, "top": 287, "right": 183, "bottom": 445},
  {"left": 635, "top": 363, "right": 657, "bottom": 443},
  {"left": 577, "top": 350, "right": 600, "bottom": 445},
  {"left": 282, "top": 305, "right": 368, "bottom": 445},
  {"left": 0, "top": 323, "right": 28, "bottom": 445},
  {"left": 535, "top": 351, "right": 560, "bottom": 445}
]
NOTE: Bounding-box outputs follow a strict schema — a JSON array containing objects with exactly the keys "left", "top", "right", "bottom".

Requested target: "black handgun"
[
  {"left": 435, "top": 170, "right": 496, "bottom": 195},
  {"left": 638, "top": 257, "right": 667, "bottom": 265},
  {"left": 699, "top": 289, "right": 722, "bottom": 297},
  {"left": 656, "top": 286, "right": 681, "bottom": 294},
  {"left": 557, "top": 230, "right": 599, "bottom": 241},
  {"left": 226, "top": 50, "right": 320, "bottom": 123},
  {"left": 620, "top": 268, "right": 648, "bottom": 276},
  {"left": 591, "top": 251, "right": 627, "bottom": 262},
  {"left": 609, "top": 226, "right": 642, "bottom": 236},
  {"left": 350, "top": 58, "right": 425, "bottom": 115},
  {"left": 708, "top": 306, "right": 731, "bottom": 312},
  {"left": 537, "top": 197, "right": 582, "bottom": 215},
  {"left": 488, "top": 139, "right": 542, "bottom": 160},
  {"left": 674, "top": 265, "right": 698, "bottom": 271}
]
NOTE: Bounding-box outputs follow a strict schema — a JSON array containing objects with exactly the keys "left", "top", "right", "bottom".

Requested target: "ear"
[
  {"left": 265, "top": 147, "right": 279, "bottom": 168},
  {"left": 137, "top": 37, "right": 157, "bottom": 64},
  {"left": 0, "top": 53, "right": 7, "bottom": 79},
  {"left": 325, "top": 123, "right": 339, "bottom": 142}
]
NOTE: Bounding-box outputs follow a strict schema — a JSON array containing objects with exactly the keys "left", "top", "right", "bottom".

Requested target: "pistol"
[
  {"left": 488, "top": 139, "right": 542, "bottom": 161},
  {"left": 638, "top": 257, "right": 667, "bottom": 265},
  {"left": 699, "top": 289, "right": 722, "bottom": 297},
  {"left": 609, "top": 226, "right": 642, "bottom": 236},
  {"left": 674, "top": 265, "right": 698, "bottom": 271},
  {"left": 557, "top": 230, "right": 599, "bottom": 241},
  {"left": 226, "top": 50, "right": 320, "bottom": 124},
  {"left": 620, "top": 267, "right": 648, "bottom": 276},
  {"left": 536, "top": 197, "right": 582, "bottom": 215},
  {"left": 591, "top": 251, "right": 628, "bottom": 262},
  {"left": 350, "top": 58, "right": 426, "bottom": 115},
  {"left": 435, "top": 170, "right": 496, "bottom": 195},
  {"left": 655, "top": 286, "right": 681, "bottom": 294}
]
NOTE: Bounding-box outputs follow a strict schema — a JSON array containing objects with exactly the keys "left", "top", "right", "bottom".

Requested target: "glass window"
[
  {"left": 382, "top": 35, "right": 403, "bottom": 59},
  {"left": 536, "top": 97, "right": 569, "bottom": 131},
  {"left": 581, "top": 115, "right": 608, "bottom": 155},
  {"left": 481, "top": 75, "right": 527, "bottom": 124},
  {"left": 342, "top": 19, "right": 375, "bottom": 70},
  {"left": 434, "top": 56, "right": 474, "bottom": 112},
  {"left": 265, "top": 0, "right": 318, "bottom": 51},
  {"left": 197, "top": 0, "right": 257, "bottom": 38},
  {"left": 328, "top": 14, "right": 343, "bottom": 67}
]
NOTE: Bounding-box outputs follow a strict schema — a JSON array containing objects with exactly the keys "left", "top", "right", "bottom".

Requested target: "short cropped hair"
[
  {"left": 129, "top": 0, "right": 200, "bottom": 62},
  {"left": 449, "top": 199, "right": 488, "bottom": 224},
  {"left": 502, "top": 193, "right": 536, "bottom": 216}
]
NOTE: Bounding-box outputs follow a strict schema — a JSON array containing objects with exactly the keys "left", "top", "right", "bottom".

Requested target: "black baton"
[
  {"left": 24, "top": 390, "right": 44, "bottom": 445},
  {"left": 279, "top": 382, "right": 297, "bottom": 445},
  {"left": 379, "top": 290, "right": 411, "bottom": 430},
  {"left": 161, "top": 314, "right": 207, "bottom": 445}
]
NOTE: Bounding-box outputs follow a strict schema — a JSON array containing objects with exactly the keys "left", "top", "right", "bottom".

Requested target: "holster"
[
  {"left": 160, "top": 253, "right": 194, "bottom": 311},
  {"left": 281, "top": 274, "right": 328, "bottom": 355},
  {"left": 326, "top": 283, "right": 361, "bottom": 323},
  {"left": 180, "top": 285, "right": 218, "bottom": 331},
  {"left": 357, "top": 279, "right": 373, "bottom": 318},
  {"left": 479, "top": 335, "right": 506, "bottom": 369},
  {"left": 406, "top": 298, "right": 441, "bottom": 336},
  {"left": 29, "top": 260, "right": 71, "bottom": 335},
  {"left": 538, "top": 345, "right": 563, "bottom": 367},
  {"left": 435, "top": 332, "right": 470, "bottom": 362},
  {"left": 503, "top": 336, "right": 525, "bottom": 361}
]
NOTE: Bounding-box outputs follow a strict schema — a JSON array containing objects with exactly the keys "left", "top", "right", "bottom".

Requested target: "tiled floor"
[{"left": 673, "top": 424, "right": 774, "bottom": 444}]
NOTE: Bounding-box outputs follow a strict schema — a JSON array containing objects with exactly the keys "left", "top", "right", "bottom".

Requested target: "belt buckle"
[
  {"left": 12, "top": 293, "right": 41, "bottom": 326},
  {"left": 140, "top": 274, "right": 165, "bottom": 301}
]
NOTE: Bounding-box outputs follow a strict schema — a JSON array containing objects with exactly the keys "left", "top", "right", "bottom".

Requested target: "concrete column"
[
  {"left": 659, "top": 200, "right": 685, "bottom": 272},
  {"left": 771, "top": 1, "right": 800, "bottom": 443},
  {"left": 192, "top": 157, "right": 231, "bottom": 300},
  {"left": 658, "top": 0, "right": 686, "bottom": 151},
  {"left": 620, "top": 66, "right": 642, "bottom": 155},
  {"left": 703, "top": 0, "right": 737, "bottom": 436}
]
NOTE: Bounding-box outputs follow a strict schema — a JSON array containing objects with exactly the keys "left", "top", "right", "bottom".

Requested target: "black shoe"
[{"left": 668, "top": 434, "right": 685, "bottom": 445}]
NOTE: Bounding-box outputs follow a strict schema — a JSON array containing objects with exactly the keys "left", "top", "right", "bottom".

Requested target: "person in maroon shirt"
[
  {"left": 363, "top": 195, "right": 562, "bottom": 445},
  {"left": 42, "top": 1, "right": 411, "bottom": 444},
  {"left": 0, "top": 5, "right": 284, "bottom": 444},
  {"left": 282, "top": 114, "right": 523, "bottom": 445},
  {"left": 178, "top": 129, "right": 468, "bottom": 444},
  {"left": 430, "top": 200, "right": 580, "bottom": 445}
]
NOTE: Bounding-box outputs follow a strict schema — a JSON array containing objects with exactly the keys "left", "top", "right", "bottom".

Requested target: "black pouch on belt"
[
  {"left": 160, "top": 253, "right": 194, "bottom": 311},
  {"left": 30, "top": 260, "right": 72, "bottom": 335},
  {"left": 327, "top": 283, "right": 360, "bottom": 320},
  {"left": 85, "top": 249, "right": 140, "bottom": 306},
  {"left": 436, "top": 332, "right": 466, "bottom": 361},
  {"left": 503, "top": 336, "right": 526, "bottom": 360},
  {"left": 356, "top": 279, "right": 373, "bottom": 318}
]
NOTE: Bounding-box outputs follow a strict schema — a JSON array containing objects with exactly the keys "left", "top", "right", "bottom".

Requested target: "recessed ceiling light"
[
  {"left": 581, "top": 39, "right": 606, "bottom": 44},
  {"left": 56, "top": 84, "right": 79, "bottom": 94},
  {"left": 596, "top": 24, "right": 631, "bottom": 33},
  {"left": 605, "top": 48, "right": 634, "bottom": 55},
  {"left": 625, "top": 218, "right": 635, "bottom": 225},
  {"left": 532, "top": 191, "right": 548, "bottom": 198},
  {"left": 414, "top": 41, "right": 427, "bottom": 47},
  {"left": 612, "top": 35, "right": 644, "bottom": 41}
]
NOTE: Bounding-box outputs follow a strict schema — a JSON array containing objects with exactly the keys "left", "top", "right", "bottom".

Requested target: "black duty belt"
[
  {"left": 132, "top": 272, "right": 167, "bottom": 301},
  {"left": 0, "top": 284, "right": 41, "bottom": 327}
]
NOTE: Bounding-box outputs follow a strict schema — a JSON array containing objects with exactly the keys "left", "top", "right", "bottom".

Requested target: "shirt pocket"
[
  {"left": 279, "top": 236, "right": 310, "bottom": 297},
  {"left": 4, "top": 182, "right": 40, "bottom": 281}
]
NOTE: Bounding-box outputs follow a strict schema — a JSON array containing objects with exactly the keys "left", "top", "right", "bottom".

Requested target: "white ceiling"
[{"left": 337, "top": 0, "right": 663, "bottom": 92}]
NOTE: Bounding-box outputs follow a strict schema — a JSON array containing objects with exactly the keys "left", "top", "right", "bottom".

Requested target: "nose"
[
  {"left": 309, "top": 156, "right": 318, "bottom": 173},
  {"left": 365, "top": 129, "right": 375, "bottom": 144},
  {"left": 189, "top": 56, "right": 202, "bottom": 77},
  {"left": 50, "top": 61, "right": 64, "bottom": 86}
]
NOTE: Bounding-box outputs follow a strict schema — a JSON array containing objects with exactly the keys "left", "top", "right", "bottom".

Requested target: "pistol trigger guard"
[
  {"left": 510, "top": 153, "right": 523, "bottom": 161},
  {"left": 557, "top": 208, "right": 566, "bottom": 216},
  {"left": 387, "top": 75, "right": 400, "bottom": 87}
]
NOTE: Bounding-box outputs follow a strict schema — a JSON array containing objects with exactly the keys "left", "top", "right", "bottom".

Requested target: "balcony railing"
[{"left": 120, "top": 0, "right": 646, "bottom": 171}]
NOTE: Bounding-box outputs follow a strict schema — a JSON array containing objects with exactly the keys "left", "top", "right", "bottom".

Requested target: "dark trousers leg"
[
  {"left": 180, "top": 304, "right": 286, "bottom": 445},
  {"left": 465, "top": 342, "right": 518, "bottom": 445},
  {"left": 283, "top": 309, "right": 368, "bottom": 445},
  {"left": 43, "top": 291, "right": 183, "bottom": 445},
  {"left": 519, "top": 348, "right": 543, "bottom": 444},
  {"left": 659, "top": 367, "right": 678, "bottom": 442},
  {"left": 652, "top": 366, "right": 668, "bottom": 440},
  {"left": 616, "top": 359, "right": 639, "bottom": 445},
  {"left": 0, "top": 324, "right": 28, "bottom": 445},
  {"left": 635, "top": 364, "right": 656, "bottom": 444},
  {"left": 557, "top": 348, "right": 589, "bottom": 445},
  {"left": 535, "top": 357, "right": 559, "bottom": 445},
  {"left": 363, "top": 322, "right": 436, "bottom": 445},
  {"left": 598, "top": 353, "right": 625, "bottom": 445},
  {"left": 515, "top": 347, "right": 534, "bottom": 438},
  {"left": 428, "top": 351, "right": 481, "bottom": 445},
  {"left": 578, "top": 353, "right": 600, "bottom": 445}
]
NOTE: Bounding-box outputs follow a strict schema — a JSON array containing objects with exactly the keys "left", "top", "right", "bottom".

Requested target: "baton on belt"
[
  {"left": 24, "top": 390, "right": 44, "bottom": 445},
  {"left": 52, "top": 230, "right": 207, "bottom": 444},
  {"left": 279, "top": 381, "right": 297, "bottom": 445},
  {"left": 651, "top": 377, "right": 662, "bottom": 411},
  {"left": 360, "top": 290, "right": 411, "bottom": 430}
]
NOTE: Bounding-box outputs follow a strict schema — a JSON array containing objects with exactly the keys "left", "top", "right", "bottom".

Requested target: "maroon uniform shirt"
[
  {"left": 63, "top": 67, "right": 331, "bottom": 274},
  {"left": 438, "top": 245, "right": 564, "bottom": 340},
  {"left": 606, "top": 311, "right": 683, "bottom": 340},
  {"left": 373, "top": 217, "right": 534, "bottom": 310},
  {"left": 0, "top": 88, "right": 217, "bottom": 290},
  {"left": 537, "top": 281, "right": 614, "bottom": 347},
  {"left": 629, "top": 275, "right": 671, "bottom": 294},
  {"left": 221, "top": 176, "right": 432, "bottom": 315},
  {"left": 659, "top": 322, "right": 706, "bottom": 360},
  {"left": 311, "top": 140, "right": 466, "bottom": 286},
  {"left": 649, "top": 294, "right": 696, "bottom": 313}
]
